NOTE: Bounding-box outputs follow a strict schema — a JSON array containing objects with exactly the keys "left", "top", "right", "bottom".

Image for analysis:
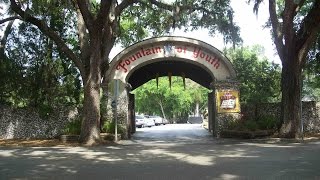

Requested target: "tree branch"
[
  {"left": 293, "top": 0, "right": 306, "bottom": 15},
  {"left": 98, "top": 0, "right": 112, "bottom": 66},
  {"left": 116, "top": 0, "right": 139, "bottom": 16},
  {"left": 149, "top": 0, "right": 173, "bottom": 10},
  {"left": 269, "top": 0, "right": 284, "bottom": 60},
  {"left": 282, "top": 0, "right": 296, "bottom": 51},
  {"left": 0, "top": 20, "right": 14, "bottom": 46},
  {"left": 76, "top": 0, "right": 94, "bottom": 34},
  {"left": 296, "top": 0, "right": 320, "bottom": 65},
  {"left": 149, "top": 0, "right": 210, "bottom": 14},
  {"left": 116, "top": 0, "right": 208, "bottom": 16},
  {"left": 76, "top": 7, "right": 90, "bottom": 64},
  {"left": 10, "top": 0, "right": 85, "bottom": 77},
  {"left": 96, "top": 0, "right": 111, "bottom": 29},
  {"left": 0, "top": 16, "right": 21, "bottom": 24},
  {"left": 0, "top": 20, "right": 14, "bottom": 56}
]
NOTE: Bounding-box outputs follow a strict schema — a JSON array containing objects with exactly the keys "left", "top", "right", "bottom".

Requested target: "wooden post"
[
  {"left": 128, "top": 93, "right": 136, "bottom": 134},
  {"left": 208, "top": 92, "right": 215, "bottom": 134}
]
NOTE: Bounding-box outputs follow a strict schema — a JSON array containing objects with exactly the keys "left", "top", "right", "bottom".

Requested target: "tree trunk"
[
  {"left": 279, "top": 55, "right": 302, "bottom": 138},
  {"left": 79, "top": 77, "right": 101, "bottom": 145},
  {"left": 195, "top": 102, "right": 200, "bottom": 116},
  {"left": 78, "top": 40, "right": 102, "bottom": 145},
  {"left": 159, "top": 99, "right": 166, "bottom": 120}
]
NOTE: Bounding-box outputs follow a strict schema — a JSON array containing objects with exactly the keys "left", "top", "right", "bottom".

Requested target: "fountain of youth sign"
[
  {"left": 110, "top": 37, "right": 235, "bottom": 83},
  {"left": 115, "top": 45, "right": 221, "bottom": 73}
]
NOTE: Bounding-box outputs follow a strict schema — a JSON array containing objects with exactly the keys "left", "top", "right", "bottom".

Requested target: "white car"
[
  {"left": 135, "top": 115, "right": 145, "bottom": 128},
  {"left": 149, "top": 115, "right": 164, "bottom": 126},
  {"left": 136, "top": 115, "right": 155, "bottom": 128},
  {"left": 144, "top": 117, "right": 155, "bottom": 127}
]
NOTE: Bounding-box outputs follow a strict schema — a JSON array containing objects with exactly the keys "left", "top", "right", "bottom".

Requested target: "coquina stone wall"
[
  {"left": 0, "top": 88, "right": 129, "bottom": 140},
  {"left": 241, "top": 101, "right": 320, "bottom": 133},
  {"left": 0, "top": 105, "right": 78, "bottom": 139},
  {"left": 214, "top": 81, "right": 242, "bottom": 137}
]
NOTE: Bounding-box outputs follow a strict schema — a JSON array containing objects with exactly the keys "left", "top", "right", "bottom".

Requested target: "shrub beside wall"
[{"left": 241, "top": 101, "right": 320, "bottom": 133}]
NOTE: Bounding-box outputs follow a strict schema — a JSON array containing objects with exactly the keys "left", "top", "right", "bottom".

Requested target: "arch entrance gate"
[{"left": 106, "top": 36, "right": 241, "bottom": 138}]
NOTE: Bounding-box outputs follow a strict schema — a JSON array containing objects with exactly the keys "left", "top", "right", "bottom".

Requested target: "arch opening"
[{"left": 128, "top": 60, "right": 214, "bottom": 90}]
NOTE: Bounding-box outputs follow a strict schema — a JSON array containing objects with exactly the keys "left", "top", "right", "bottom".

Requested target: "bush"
[
  {"left": 63, "top": 119, "right": 82, "bottom": 135},
  {"left": 102, "top": 121, "right": 125, "bottom": 134},
  {"left": 226, "top": 114, "right": 278, "bottom": 132},
  {"left": 243, "top": 119, "right": 258, "bottom": 131},
  {"left": 257, "top": 115, "right": 277, "bottom": 130}
]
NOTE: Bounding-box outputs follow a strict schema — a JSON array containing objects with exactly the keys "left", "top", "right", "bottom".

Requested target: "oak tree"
[{"left": 251, "top": 0, "right": 320, "bottom": 137}]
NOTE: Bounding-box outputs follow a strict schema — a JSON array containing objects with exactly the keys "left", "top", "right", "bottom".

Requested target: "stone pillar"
[{"left": 214, "top": 81, "right": 241, "bottom": 137}]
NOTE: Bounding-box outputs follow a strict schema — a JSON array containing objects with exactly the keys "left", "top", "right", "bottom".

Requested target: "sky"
[{"left": 110, "top": 0, "right": 280, "bottom": 64}]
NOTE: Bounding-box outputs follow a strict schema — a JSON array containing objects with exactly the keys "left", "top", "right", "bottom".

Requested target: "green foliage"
[
  {"left": 227, "top": 115, "right": 277, "bottom": 131},
  {"left": 243, "top": 120, "right": 258, "bottom": 131},
  {"left": 1, "top": 8, "right": 82, "bottom": 110},
  {"left": 134, "top": 77, "right": 209, "bottom": 120},
  {"left": 256, "top": 115, "right": 278, "bottom": 130},
  {"left": 102, "top": 121, "right": 125, "bottom": 135},
  {"left": 63, "top": 119, "right": 82, "bottom": 135},
  {"left": 304, "top": 36, "right": 320, "bottom": 101},
  {"left": 225, "top": 45, "right": 281, "bottom": 104},
  {"left": 117, "top": 0, "right": 241, "bottom": 46}
]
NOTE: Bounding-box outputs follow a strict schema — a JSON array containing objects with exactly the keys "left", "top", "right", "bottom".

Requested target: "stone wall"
[
  {"left": 0, "top": 105, "right": 77, "bottom": 139},
  {"left": 214, "top": 81, "right": 242, "bottom": 137},
  {"left": 241, "top": 101, "right": 320, "bottom": 133},
  {"left": 216, "top": 113, "right": 242, "bottom": 136}
]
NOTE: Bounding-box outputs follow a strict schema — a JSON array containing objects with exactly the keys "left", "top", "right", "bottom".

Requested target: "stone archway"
[{"left": 106, "top": 36, "right": 240, "bottom": 138}]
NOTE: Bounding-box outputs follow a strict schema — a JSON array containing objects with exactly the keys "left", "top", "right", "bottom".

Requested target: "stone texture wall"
[
  {"left": 112, "top": 92, "right": 130, "bottom": 139},
  {"left": 241, "top": 101, "right": 320, "bottom": 133},
  {"left": 104, "top": 90, "right": 129, "bottom": 139},
  {"left": 0, "top": 105, "right": 77, "bottom": 139},
  {"left": 214, "top": 81, "right": 242, "bottom": 137},
  {"left": 216, "top": 113, "right": 241, "bottom": 137}
]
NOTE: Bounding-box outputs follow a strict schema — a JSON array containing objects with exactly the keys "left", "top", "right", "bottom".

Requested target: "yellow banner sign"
[{"left": 217, "top": 90, "right": 240, "bottom": 113}]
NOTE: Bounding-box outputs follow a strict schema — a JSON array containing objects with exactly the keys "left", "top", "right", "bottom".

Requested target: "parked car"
[
  {"left": 149, "top": 115, "right": 164, "bottom": 126},
  {"left": 135, "top": 115, "right": 145, "bottom": 128},
  {"left": 144, "top": 117, "right": 155, "bottom": 127},
  {"left": 162, "top": 118, "right": 170, "bottom": 125},
  {"left": 135, "top": 114, "right": 155, "bottom": 128}
]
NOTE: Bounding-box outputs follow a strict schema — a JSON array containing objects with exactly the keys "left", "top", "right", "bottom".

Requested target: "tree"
[
  {"left": 1, "top": 0, "right": 240, "bottom": 145},
  {"left": 134, "top": 77, "right": 208, "bottom": 122},
  {"left": 303, "top": 35, "right": 320, "bottom": 100},
  {"left": 251, "top": 0, "right": 320, "bottom": 138},
  {"left": 1, "top": 3, "right": 81, "bottom": 111},
  {"left": 225, "top": 45, "right": 281, "bottom": 104}
]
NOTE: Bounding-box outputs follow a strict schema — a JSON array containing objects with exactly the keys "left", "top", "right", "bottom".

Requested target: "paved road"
[{"left": 1, "top": 124, "right": 320, "bottom": 180}]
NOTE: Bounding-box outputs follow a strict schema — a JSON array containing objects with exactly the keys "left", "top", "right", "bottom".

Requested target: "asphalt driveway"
[{"left": 1, "top": 124, "right": 320, "bottom": 180}]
